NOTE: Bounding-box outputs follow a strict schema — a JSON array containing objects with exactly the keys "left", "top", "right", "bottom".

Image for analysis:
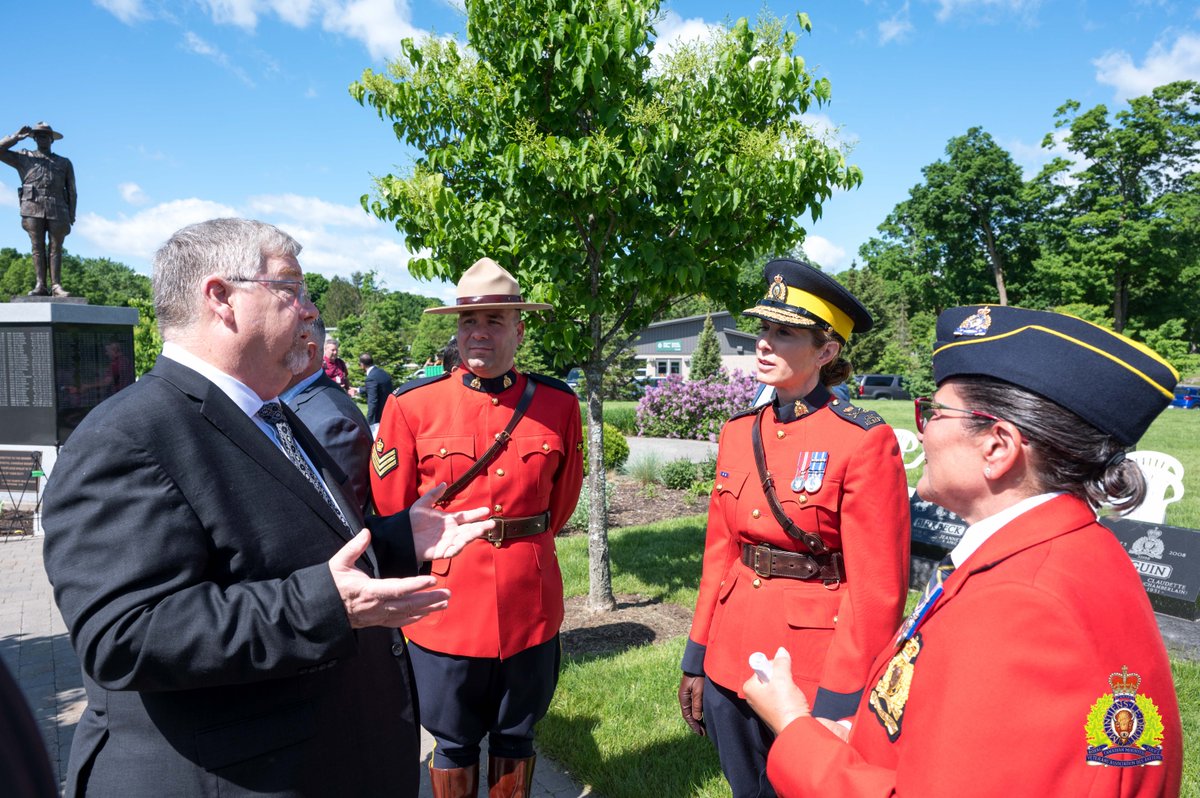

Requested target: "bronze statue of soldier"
[{"left": 1, "top": 122, "right": 77, "bottom": 297}]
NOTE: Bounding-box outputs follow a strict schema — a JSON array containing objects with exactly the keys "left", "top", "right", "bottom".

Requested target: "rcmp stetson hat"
[
  {"left": 425, "top": 257, "right": 552, "bottom": 314},
  {"left": 742, "top": 258, "right": 872, "bottom": 341},
  {"left": 29, "top": 122, "right": 63, "bottom": 141},
  {"left": 933, "top": 305, "right": 1178, "bottom": 445}
]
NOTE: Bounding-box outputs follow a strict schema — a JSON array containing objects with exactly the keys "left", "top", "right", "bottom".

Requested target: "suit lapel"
[{"left": 150, "top": 358, "right": 355, "bottom": 544}]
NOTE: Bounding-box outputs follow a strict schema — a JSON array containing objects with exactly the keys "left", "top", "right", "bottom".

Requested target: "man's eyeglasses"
[
  {"left": 229, "top": 277, "right": 310, "bottom": 305},
  {"left": 913, "top": 397, "right": 1004, "bottom": 434}
]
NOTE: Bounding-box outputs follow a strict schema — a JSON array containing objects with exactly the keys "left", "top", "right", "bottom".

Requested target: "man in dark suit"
[
  {"left": 41, "top": 218, "right": 493, "bottom": 798},
  {"left": 358, "top": 352, "right": 395, "bottom": 427},
  {"left": 284, "top": 317, "right": 373, "bottom": 513}
]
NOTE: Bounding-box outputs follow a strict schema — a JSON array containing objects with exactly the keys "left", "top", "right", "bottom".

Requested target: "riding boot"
[
  {"left": 488, "top": 755, "right": 536, "bottom": 798},
  {"left": 49, "top": 251, "right": 70, "bottom": 296},
  {"left": 429, "top": 762, "right": 479, "bottom": 798},
  {"left": 27, "top": 248, "right": 49, "bottom": 296}
]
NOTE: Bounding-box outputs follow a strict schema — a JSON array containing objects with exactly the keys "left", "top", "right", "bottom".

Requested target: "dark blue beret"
[
  {"left": 933, "top": 305, "right": 1177, "bottom": 445},
  {"left": 743, "top": 258, "right": 872, "bottom": 340}
]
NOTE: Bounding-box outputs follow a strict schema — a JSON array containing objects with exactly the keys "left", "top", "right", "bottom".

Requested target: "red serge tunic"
[
  {"left": 766, "top": 494, "right": 1184, "bottom": 797},
  {"left": 370, "top": 369, "right": 583, "bottom": 659},
  {"left": 683, "top": 389, "right": 911, "bottom": 720}
]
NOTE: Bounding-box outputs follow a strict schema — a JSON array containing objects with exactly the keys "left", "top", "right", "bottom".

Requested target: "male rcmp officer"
[
  {"left": 372, "top": 257, "right": 584, "bottom": 798},
  {"left": 0, "top": 122, "right": 77, "bottom": 296}
]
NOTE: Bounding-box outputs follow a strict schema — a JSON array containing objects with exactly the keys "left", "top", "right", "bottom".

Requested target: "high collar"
[
  {"left": 461, "top": 368, "right": 519, "bottom": 394},
  {"left": 772, "top": 383, "right": 833, "bottom": 423}
]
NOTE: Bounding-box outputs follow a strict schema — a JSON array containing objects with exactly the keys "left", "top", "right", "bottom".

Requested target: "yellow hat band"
[{"left": 764, "top": 285, "right": 855, "bottom": 341}]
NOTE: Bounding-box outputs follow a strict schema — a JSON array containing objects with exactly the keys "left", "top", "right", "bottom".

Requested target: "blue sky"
[{"left": 2, "top": 1, "right": 1197, "bottom": 302}]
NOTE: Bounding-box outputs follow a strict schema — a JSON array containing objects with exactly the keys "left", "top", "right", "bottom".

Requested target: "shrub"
[
  {"left": 626, "top": 452, "right": 663, "bottom": 487},
  {"left": 661, "top": 458, "right": 700, "bottom": 490},
  {"left": 581, "top": 422, "right": 630, "bottom": 474},
  {"left": 636, "top": 369, "right": 759, "bottom": 441},
  {"left": 603, "top": 404, "right": 638, "bottom": 435},
  {"left": 564, "top": 480, "right": 614, "bottom": 532}
]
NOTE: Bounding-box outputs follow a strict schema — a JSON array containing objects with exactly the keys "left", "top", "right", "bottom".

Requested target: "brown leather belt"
[
  {"left": 740, "top": 543, "right": 845, "bottom": 584},
  {"left": 484, "top": 512, "right": 550, "bottom": 547}
]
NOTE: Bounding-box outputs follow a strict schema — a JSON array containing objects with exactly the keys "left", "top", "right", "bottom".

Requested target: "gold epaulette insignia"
[{"left": 371, "top": 437, "right": 399, "bottom": 479}]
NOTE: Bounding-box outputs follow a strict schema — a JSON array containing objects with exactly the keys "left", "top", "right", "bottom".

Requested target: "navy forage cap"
[
  {"left": 742, "top": 258, "right": 873, "bottom": 341},
  {"left": 933, "top": 305, "right": 1178, "bottom": 445}
]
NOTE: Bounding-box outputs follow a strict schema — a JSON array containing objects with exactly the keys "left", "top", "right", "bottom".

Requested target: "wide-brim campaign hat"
[
  {"left": 933, "top": 305, "right": 1178, "bottom": 445},
  {"left": 742, "top": 258, "right": 872, "bottom": 341},
  {"left": 425, "top": 257, "right": 552, "bottom": 314},
  {"left": 30, "top": 122, "right": 63, "bottom": 141}
]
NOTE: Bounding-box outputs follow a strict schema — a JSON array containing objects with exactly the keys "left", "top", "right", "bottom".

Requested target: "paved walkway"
[
  {"left": 0, "top": 535, "right": 590, "bottom": 797},
  {"left": 625, "top": 435, "right": 718, "bottom": 464}
]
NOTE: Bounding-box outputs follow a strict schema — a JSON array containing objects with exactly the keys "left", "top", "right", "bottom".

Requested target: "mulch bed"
[{"left": 558, "top": 474, "right": 705, "bottom": 657}]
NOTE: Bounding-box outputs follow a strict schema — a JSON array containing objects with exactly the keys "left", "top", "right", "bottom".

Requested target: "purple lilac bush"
[{"left": 636, "top": 369, "right": 760, "bottom": 441}]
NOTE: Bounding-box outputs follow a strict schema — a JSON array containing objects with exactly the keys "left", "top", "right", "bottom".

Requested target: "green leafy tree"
[
  {"left": 128, "top": 297, "right": 163, "bottom": 376},
  {"left": 61, "top": 255, "right": 152, "bottom": 307},
  {"left": 410, "top": 312, "right": 459, "bottom": 366},
  {"left": 304, "top": 272, "right": 330, "bottom": 313},
  {"left": 689, "top": 314, "right": 722, "bottom": 380},
  {"left": 352, "top": 2, "right": 861, "bottom": 609},
  {"left": 320, "top": 276, "right": 362, "bottom": 328}
]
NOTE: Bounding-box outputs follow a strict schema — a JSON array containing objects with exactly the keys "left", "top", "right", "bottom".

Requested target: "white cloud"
[
  {"left": 75, "top": 198, "right": 240, "bottom": 264},
  {"left": 1094, "top": 31, "right": 1200, "bottom": 101},
  {"left": 932, "top": 0, "right": 1041, "bottom": 24},
  {"left": 321, "top": 0, "right": 424, "bottom": 61},
  {"left": 802, "top": 235, "right": 847, "bottom": 271},
  {"left": 878, "top": 2, "right": 913, "bottom": 44},
  {"left": 651, "top": 9, "right": 723, "bottom": 69},
  {"left": 93, "top": 0, "right": 148, "bottom": 24},
  {"left": 246, "top": 193, "right": 379, "bottom": 229},
  {"left": 119, "top": 182, "right": 150, "bottom": 205},
  {"left": 183, "top": 31, "right": 256, "bottom": 86}
]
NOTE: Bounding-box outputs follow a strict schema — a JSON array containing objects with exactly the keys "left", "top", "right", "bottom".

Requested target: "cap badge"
[
  {"left": 953, "top": 307, "right": 992, "bottom": 337},
  {"left": 768, "top": 275, "right": 788, "bottom": 302}
]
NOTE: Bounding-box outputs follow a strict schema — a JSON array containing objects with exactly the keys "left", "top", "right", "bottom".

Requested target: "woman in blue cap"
[
  {"left": 678, "top": 259, "right": 911, "bottom": 797},
  {"left": 743, "top": 305, "right": 1183, "bottom": 797}
]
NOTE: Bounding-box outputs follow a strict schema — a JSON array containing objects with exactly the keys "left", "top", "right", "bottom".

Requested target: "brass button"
[
  {"left": 715, "top": 483, "right": 724, "bottom": 491},
  {"left": 751, "top": 509, "right": 761, "bottom": 519},
  {"left": 494, "top": 504, "right": 503, "bottom": 513},
  {"left": 752, "top": 578, "right": 762, "bottom": 588},
  {"left": 491, "top": 397, "right": 500, "bottom": 406},
  {"left": 439, "top": 447, "right": 447, "bottom": 456},
  {"left": 798, "top": 494, "right": 808, "bottom": 504},
  {"left": 542, "top": 442, "right": 550, "bottom": 451},
  {"left": 496, "top": 469, "right": 505, "bottom": 477},
  {"left": 777, "top": 430, "right": 785, "bottom": 439}
]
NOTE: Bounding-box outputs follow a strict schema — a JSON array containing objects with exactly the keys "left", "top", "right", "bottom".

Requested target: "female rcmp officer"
[
  {"left": 678, "top": 258, "right": 911, "bottom": 797},
  {"left": 743, "top": 305, "right": 1184, "bottom": 797}
]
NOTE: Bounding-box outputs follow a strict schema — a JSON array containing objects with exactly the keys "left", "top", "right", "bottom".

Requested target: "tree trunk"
[
  {"left": 585, "top": 337, "right": 615, "bottom": 611},
  {"left": 1113, "top": 269, "right": 1128, "bottom": 333},
  {"left": 979, "top": 218, "right": 1008, "bottom": 306}
]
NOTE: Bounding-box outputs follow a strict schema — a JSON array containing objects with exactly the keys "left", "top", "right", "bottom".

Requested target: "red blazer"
[
  {"left": 371, "top": 369, "right": 583, "bottom": 658},
  {"left": 767, "top": 495, "right": 1183, "bottom": 797},
  {"left": 684, "top": 396, "right": 911, "bottom": 720}
]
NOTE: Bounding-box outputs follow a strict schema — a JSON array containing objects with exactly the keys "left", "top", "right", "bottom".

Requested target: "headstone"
[
  {"left": 907, "top": 491, "right": 968, "bottom": 585},
  {"left": 1102, "top": 517, "right": 1200, "bottom": 621}
]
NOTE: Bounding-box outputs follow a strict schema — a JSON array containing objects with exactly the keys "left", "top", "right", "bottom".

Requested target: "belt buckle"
[
  {"left": 486, "top": 517, "right": 506, "bottom": 547},
  {"left": 752, "top": 544, "right": 773, "bottom": 579}
]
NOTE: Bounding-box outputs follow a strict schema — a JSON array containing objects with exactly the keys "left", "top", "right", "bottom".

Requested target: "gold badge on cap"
[
  {"left": 371, "top": 437, "right": 399, "bottom": 479},
  {"left": 768, "top": 275, "right": 788, "bottom": 302},
  {"left": 954, "top": 307, "right": 992, "bottom": 337}
]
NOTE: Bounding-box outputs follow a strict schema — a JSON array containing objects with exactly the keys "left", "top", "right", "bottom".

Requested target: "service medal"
[
  {"left": 792, "top": 452, "right": 812, "bottom": 492},
  {"left": 804, "top": 451, "right": 828, "bottom": 493}
]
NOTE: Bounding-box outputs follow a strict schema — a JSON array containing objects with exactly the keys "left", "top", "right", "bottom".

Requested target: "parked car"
[
  {"left": 565, "top": 367, "right": 584, "bottom": 393},
  {"left": 1170, "top": 385, "right": 1200, "bottom": 409},
  {"left": 856, "top": 374, "right": 911, "bottom": 400}
]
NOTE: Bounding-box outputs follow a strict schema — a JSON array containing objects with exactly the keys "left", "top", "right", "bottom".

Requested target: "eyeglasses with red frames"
[{"left": 913, "top": 397, "right": 1005, "bottom": 434}]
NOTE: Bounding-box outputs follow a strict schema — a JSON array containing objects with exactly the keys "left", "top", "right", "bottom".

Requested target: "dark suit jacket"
[
  {"left": 363, "top": 366, "right": 395, "bottom": 426},
  {"left": 42, "top": 357, "right": 423, "bottom": 798},
  {"left": 0, "top": 658, "right": 57, "bottom": 797},
  {"left": 287, "top": 372, "right": 372, "bottom": 513}
]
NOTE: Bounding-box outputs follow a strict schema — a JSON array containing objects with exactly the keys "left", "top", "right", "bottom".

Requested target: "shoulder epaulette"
[
  {"left": 829, "top": 400, "right": 887, "bottom": 430},
  {"left": 526, "top": 372, "right": 575, "bottom": 396},
  {"left": 392, "top": 371, "right": 450, "bottom": 397}
]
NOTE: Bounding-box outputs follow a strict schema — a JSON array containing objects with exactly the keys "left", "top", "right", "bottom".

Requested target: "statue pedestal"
[
  {"left": 0, "top": 303, "right": 138, "bottom": 535},
  {"left": 9, "top": 295, "right": 88, "bottom": 304}
]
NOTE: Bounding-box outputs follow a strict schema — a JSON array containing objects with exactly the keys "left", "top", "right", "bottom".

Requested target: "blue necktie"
[
  {"left": 257, "top": 402, "right": 351, "bottom": 533},
  {"left": 896, "top": 554, "right": 955, "bottom": 645}
]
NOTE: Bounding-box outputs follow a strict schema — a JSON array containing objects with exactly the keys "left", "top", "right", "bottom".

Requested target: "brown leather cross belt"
[
  {"left": 740, "top": 543, "right": 845, "bottom": 583},
  {"left": 484, "top": 512, "right": 550, "bottom": 547}
]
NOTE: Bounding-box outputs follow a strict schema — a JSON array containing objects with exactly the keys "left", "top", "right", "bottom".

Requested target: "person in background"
[
  {"left": 744, "top": 305, "right": 1182, "bottom": 797},
  {"left": 371, "top": 257, "right": 583, "bottom": 798},
  {"left": 359, "top": 352, "right": 395, "bottom": 428},
  {"left": 680, "top": 258, "right": 910, "bottom": 798},
  {"left": 284, "top": 316, "right": 374, "bottom": 514},
  {"left": 323, "top": 337, "right": 354, "bottom": 394}
]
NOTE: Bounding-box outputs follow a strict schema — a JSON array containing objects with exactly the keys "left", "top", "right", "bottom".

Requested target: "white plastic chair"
[
  {"left": 893, "top": 428, "right": 926, "bottom": 472},
  {"left": 1122, "top": 450, "right": 1185, "bottom": 524}
]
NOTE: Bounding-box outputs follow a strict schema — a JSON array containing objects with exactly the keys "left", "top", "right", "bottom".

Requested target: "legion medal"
[
  {"left": 804, "top": 451, "right": 828, "bottom": 493},
  {"left": 792, "top": 452, "right": 812, "bottom": 493}
]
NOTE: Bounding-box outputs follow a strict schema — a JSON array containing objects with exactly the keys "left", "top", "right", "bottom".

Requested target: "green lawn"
[{"left": 548, "top": 516, "right": 1200, "bottom": 798}]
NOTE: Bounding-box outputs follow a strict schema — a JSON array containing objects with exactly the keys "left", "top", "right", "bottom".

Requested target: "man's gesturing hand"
[
  {"left": 409, "top": 483, "right": 494, "bottom": 562},
  {"left": 330, "top": 530, "right": 451, "bottom": 628}
]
